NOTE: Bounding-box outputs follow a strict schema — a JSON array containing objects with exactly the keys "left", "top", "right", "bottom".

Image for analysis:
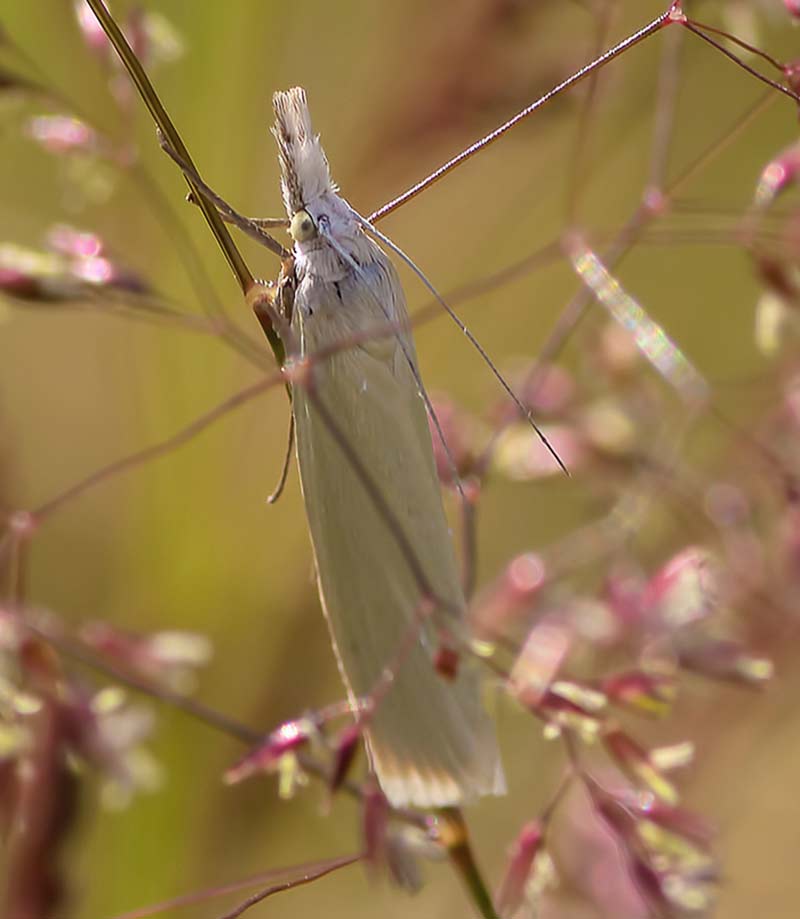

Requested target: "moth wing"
[{"left": 292, "top": 255, "right": 504, "bottom": 808}]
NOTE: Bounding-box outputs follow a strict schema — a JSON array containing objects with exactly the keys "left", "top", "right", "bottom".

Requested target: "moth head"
[
  {"left": 289, "top": 209, "right": 317, "bottom": 243},
  {"left": 272, "top": 88, "right": 337, "bottom": 217}
]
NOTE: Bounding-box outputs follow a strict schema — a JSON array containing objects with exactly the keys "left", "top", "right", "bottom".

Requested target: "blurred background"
[{"left": 2, "top": 1, "right": 800, "bottom": 917}]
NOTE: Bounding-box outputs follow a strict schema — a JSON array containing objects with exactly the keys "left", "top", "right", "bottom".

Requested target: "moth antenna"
[
  {"left": 267, "top": 413, "right": 295, "bottom": 505},
  {"left": 352, "top": 211, "right": 569, "bottom": 476},
  {"left": 316, "top": 219, "right": 468, "bottom": 504}
]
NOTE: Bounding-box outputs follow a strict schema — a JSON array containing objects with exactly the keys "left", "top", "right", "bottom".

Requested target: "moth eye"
[{"left": 290, "top": 209, "right": 317, "bottom": 242}]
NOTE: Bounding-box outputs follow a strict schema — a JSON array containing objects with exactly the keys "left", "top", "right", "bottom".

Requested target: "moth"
[{"left": 272, "top": 88, "right": 504, "bottom": 808}]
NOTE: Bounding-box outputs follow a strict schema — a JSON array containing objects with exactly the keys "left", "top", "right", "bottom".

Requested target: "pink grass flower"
[
  {"left": 224, "top": 719, "right": 314, "bottom": 785},
  {"left": 495, "top": 820, "right": 544, "bottom": 917}
]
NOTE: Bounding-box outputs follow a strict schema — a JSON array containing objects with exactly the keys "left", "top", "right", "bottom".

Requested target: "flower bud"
[
  {"left": 224, "top": 719, "right": 314, "bottom": 785},
  {"left": 603, "top": 727, "right": 679, "bottom": 806},
  {"left": 495, "top": 821, "right": 544, "bottom": 917}
]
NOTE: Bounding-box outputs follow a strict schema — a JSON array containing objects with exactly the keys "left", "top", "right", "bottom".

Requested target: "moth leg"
[
  {"left": 156, "top": 129, "right": 290, "bottom": 256},
  {"left": 244, "top": 216, "right": 290, "bottom": 229},
  {"left": 266, "top": 412, "right": 295, "bottom": 505},
  {"left": 187, "top": 199, "right": 289, "bottom": 233}
]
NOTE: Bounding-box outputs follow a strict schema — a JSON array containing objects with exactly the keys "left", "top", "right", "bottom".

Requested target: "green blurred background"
[{"left": 2, "top": 1, "right": 800, "bottom": 916}]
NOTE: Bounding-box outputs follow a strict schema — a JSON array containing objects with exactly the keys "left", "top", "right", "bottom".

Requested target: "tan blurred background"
[{"left": 2, "top": 1, "right": 799, "bottom": 917}]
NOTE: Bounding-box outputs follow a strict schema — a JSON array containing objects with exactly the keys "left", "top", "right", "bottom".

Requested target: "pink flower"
[
  {"left": 26, "top": 115, "right": 96, "bottom": 155},
  {"left": 224, "top": 719, "right": 314, "bottom": 785},
  {"left": 495, "top": 820, "right": 544, "bottom": 917}
]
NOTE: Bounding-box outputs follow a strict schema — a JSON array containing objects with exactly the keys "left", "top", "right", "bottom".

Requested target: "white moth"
[{"left": 273, "top": 88, "right": 505, "bottom": 809}]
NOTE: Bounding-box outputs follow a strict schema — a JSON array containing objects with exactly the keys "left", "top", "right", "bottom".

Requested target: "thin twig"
[
  {"left": 682, "top": 21, "right": 800, "bottom": 106},
  {"left": 438, "top": 808, "right": 500, "bottom": 919},
  {"left": 686, "top": 18, "right": 787, "bottom": 74},
  {"left": 108, "top": 856, "right": 356, "bottom": 919},
  {"left": 82, "top": 0, "right": 286, "bottom": 367},
  {"left": 369, "top": 7, "right": 675, "bottom": 223},
  {"left": 216, "top": 854, "right": 361, "bottom": 919},
  {"left": 33, "top": 376, "right": 280, "bottom": 521},
  {"left": 566, "top": 0, "right": 617, "bottom": 224}
]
